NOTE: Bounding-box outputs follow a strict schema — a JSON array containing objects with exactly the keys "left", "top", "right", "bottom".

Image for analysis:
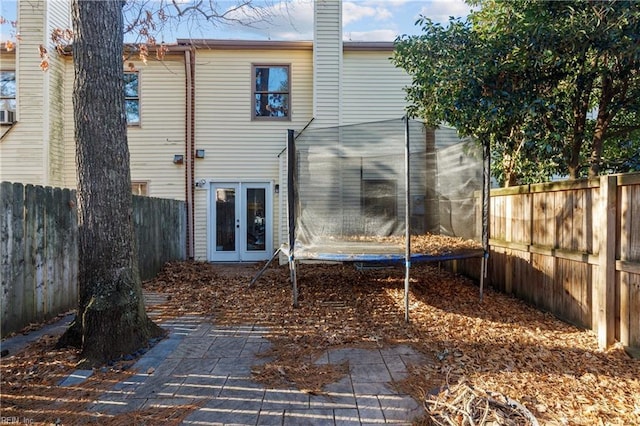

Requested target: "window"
[
  {"left": 252, "top": 64, "right": 290, "bottom": 119},
  {"left": 124, "top": 71, "right": 140, "bottom": 125},
  {"left": 362, "top": 179, "right": 397, "bottom": 219},
  {"left": 131, "top": 181, "right": 148, "bottom": 196},
  {"left": 0, "top": 70, "right": 16, "bottom": 111}
]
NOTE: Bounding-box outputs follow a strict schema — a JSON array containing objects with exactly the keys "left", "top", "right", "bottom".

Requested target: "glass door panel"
[
  {"left": 210, "top": 183, "right": 241, "bottom": 261},
  {"left": 240, "top": 182, "right": 272, "bottom": 261},
  {"left": 246, "top": 188, "right": 266, "bottom": 252},
  {"left": 215, "top": 187, "right": 237, "bottom": 252}
]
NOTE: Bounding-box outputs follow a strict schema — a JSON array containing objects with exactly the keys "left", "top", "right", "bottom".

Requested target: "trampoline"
[{"left": 274, "top": 117, "right": 490, "bottom": 320}]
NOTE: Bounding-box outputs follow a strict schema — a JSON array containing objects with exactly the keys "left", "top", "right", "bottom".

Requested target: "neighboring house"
[{"left": 0, "top": 0, "right": 413, "bottom": 262}]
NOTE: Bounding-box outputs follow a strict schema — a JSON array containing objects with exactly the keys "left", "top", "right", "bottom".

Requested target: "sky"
[{"left": 1, "top": 0, "right": 473, "bottom": 44}]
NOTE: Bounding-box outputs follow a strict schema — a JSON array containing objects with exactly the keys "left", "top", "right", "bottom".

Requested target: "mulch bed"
[{"left": 1, "top": 260, "right": 639, "bottom": 425}]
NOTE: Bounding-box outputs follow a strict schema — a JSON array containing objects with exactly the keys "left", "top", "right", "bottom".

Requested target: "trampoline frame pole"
[
  {"left": 481, "top": 136, "right": 491, "bottom": 302},
  {"left": 404, "top": 116, "right": 411, "bottom": 323},
  {"left": 287, "top": 129, "right": 299, "bottom": 308}
]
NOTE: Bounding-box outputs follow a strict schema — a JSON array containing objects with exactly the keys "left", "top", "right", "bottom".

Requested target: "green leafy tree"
[
  {"left": 393, "top": 0, "right": 640, "bottom": 186},
  {"left": 600, "top": 109, "right": 640, "bottom": 173}
]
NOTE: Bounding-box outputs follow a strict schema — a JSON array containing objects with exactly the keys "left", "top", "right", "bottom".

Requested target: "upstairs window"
[
  {"left": 252, "top": 64, "right": 290, "bottom": 119},
  {"left": 124, "top": 71, "right": 140, "bottom": 125},
  {"left": 0, "top": 71, "right": 16, "bottom": 111}
]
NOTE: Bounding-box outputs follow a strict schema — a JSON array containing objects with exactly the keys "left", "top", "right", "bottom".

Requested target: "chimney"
[{"left": 313, "top": 0, "right": 342, "bottom": 128}]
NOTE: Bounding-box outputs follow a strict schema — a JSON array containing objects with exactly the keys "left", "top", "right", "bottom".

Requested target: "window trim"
[
  {"left": 251, "top": 63, "right": 291, "bottom": 121},
  {"left": 124, "top": 70, "right": 141, "bottom": 126},
  {"left": 131, "top": 180, "right": 150, "bottom": 196}
]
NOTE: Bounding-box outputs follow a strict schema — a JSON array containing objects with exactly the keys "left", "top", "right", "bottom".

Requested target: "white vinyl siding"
[
  {"left": 60, "top": 55, "right": 187, "bottom": 195},
  {"left": 46, "top": 0, "right": 71, "bottom": 186},
  {"left": 313, "top": 0, "right": 341, "bottom": 128},
  {"left": 127, "top": 56, "right": 186, "bottom": 201},
  {"left": 0, "top": 0, "right": 70, "bottom": 186},
  {"left": 0, "top": 1, "right": 47, "bottom": 184},
  {"left": 342, "top": 50, "right": 411, "bottom": 125},
  {"left": 192, "top": 47, "right": 313, "bottom": 259}
]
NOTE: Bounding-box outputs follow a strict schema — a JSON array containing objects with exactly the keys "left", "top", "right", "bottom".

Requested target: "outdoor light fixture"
[
  {"left": 195, "top": 149, "right": 206, "bottom": 159},
  {"left": 274, "top": 184, "right": 280, "bottom": 194},
  {"left": 173, "top": 154, "right": 184, "bottom": 164}
]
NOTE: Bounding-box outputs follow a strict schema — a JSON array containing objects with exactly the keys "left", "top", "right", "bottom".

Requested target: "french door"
[{"left": 209, "top": 182, "right": 272, "bottom": 262}]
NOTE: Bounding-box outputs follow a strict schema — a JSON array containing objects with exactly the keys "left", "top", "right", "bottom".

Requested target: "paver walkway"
[
  {"left": 2, "top": 295, "right": 426, "bottom": 425},
  {"left": 86, "top": 315, "right": 425, "bottom": 425}
]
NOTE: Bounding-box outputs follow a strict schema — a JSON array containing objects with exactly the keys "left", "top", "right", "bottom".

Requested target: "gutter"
[
  {"left": 177, "top": 39, "right": 313, "bottom": 51},
  {"left": 185, "top": 48, "right": 195, "bottom": 259},
  {"left": 174, "top": 39, "right": 395, "bottom": 52}
]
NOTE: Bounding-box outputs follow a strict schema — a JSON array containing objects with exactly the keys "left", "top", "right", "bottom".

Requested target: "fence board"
[
  {"left": 23, "top": 185, "right": 37, "bottom": 323},
  {"left": 573, "top": 189, "right": 585, "bottom": 252},
  {"left": 1, "top": 182, "right": 18, "bottom": 334},
  {"left": 532, "top": 192, "right": 548, "bottom": 247},
  {"left": 596, "top": 175, "right": 616, "bottom": 347},
  {"left": 620, "top": 271, "right": 629, "bottom": 346},
  {"left": 12, "top": 183, "right": 26, "bottom": 334},
  {"left": 511, "top": 248, "right": 532, "bottom": 304},
  {"left": 631, "top": 273, "right": 640, "bottom": 347},
  {"left": 491, "top": 196, "right": 506, "bottom": 241},
  {"left": 3, "top": 181, "right": 25, "bottom": 334},
  {"left": 488, "top": 247, "right": 506, "bottom": 293},
  {"left": 556, "top": 190, "right": 572, "bottom": 250},
  {"left": 626, "top": 185, "right": 640, "bottom": 261},
  {"left": 62, "top": 188, "right": 78, "bottom": 313},
  {"left": 44, "top": 187, "right": 56, "bottom": 318},
  {"left": 584, "top": 189, "right": 594, "bottom": 254},
  {"left": 33, "top": 185, "right": 46, "bottom": 319},
  {"left": 530, "top": 253, "right": 555, "bottom": 312}
]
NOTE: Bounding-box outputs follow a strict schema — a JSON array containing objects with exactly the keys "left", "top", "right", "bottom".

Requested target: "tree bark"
[
  {"left": 589, "top": 70, "right": 619, "bottom": 178},
  {"left": 567, "top": 62, "right": 594, "bottom": 180},
  {"left": 57, "top": 0, "right": 164, "bottom": 366}
]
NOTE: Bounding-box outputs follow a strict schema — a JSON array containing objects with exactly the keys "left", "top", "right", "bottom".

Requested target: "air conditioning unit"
[{"left": 0, "top": 110, "right": 15, "bottom": 124}]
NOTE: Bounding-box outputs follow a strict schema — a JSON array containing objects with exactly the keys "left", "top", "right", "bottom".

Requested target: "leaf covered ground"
[{"left": 1, "top": 260, "right": 639, "bottom": 425}]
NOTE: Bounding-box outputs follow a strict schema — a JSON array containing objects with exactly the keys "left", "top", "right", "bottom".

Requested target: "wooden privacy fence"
[
  {"left": 455, "top": 172, "right": 640, "bottom": 350},
  {"left": 0, "top": 182, "right": 187, "bottom": 337},
  {"left": 132, "top": 195, "right": 187, "bottom": 281}
]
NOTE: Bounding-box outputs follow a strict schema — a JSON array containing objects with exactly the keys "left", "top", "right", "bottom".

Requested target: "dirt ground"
[{"left": 1, "top": 260, "right": 639, "bottom": 425}]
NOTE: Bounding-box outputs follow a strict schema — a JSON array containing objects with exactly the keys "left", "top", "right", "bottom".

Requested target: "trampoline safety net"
[{"left": 289, "top": 117, "right": 485, "bottom": 261}]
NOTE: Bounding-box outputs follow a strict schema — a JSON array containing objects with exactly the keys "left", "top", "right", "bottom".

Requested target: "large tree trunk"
[{"left": 57, "top": 0, "right": 163, "bottom": 367}]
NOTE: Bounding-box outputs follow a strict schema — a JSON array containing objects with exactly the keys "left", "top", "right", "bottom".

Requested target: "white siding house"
[
  {"left": 0, "top": 0, "right": 412, "bottom": 262},
  {"left": 1, "top": 0, "right": 71, "bottom": 186}
]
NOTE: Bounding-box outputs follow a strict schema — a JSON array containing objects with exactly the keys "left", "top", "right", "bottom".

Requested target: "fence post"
[{"left": 596, "top": 175, "right": 616, "bottom": 349}]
